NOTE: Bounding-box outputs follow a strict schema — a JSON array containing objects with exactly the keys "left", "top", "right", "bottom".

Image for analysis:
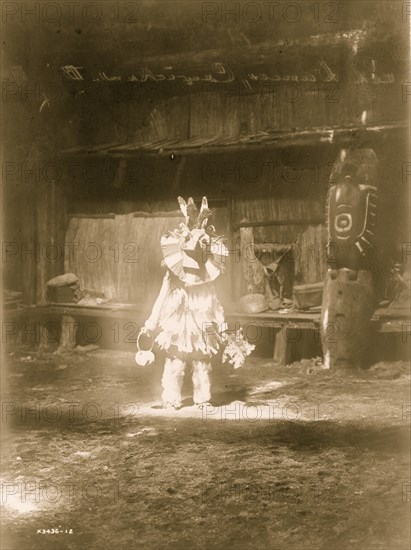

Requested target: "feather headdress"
[{"left": 161, "top": 196, "right": 228, "bottom": 285}]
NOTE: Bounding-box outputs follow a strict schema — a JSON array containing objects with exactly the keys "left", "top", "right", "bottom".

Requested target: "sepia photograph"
[{"left": 1, "top": 1, "right": 410, "bottom": 548}]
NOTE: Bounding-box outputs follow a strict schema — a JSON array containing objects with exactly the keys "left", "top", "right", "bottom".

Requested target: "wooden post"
[
  {"left": 36, "top": 179, "right": 67, "bottom": 304},
  {"left": 320, "top": 148, "right": 378, "bottom": 369},
  {"left": 273, "top": 326, "right": 291, "bottom": 365},
  {"left": 171, "top": 155, "right": 186, "bottom": 194},
  {"left": 239, "top": 222, "right": 265, "bottom": 295},
  {"left": 114, "top": 158, "right": 127, "bottom": 189},
  {"left": 21, "top": 184, "right": 38, "bottom": 305},
  {"left": 57, "top": 315, "right": 78, "bottom": 354},
  {"left": 321, "top": 269, "right": 374, "bottom": 369}
]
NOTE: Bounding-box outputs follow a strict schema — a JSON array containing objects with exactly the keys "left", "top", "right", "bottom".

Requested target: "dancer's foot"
[
  {"left": 162, "top": 401, "right": 182, "bottom": 410},
  {"left": 196, "top": 401, "right": 212, "bottom": 410}
]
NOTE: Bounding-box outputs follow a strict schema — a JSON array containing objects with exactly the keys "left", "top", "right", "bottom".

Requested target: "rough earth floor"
[{"left": 1, "top": 345, "right": 410, "bottom": 550}]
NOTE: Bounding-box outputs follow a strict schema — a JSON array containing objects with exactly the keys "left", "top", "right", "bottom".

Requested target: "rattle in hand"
[{"left": 135, "top": 327, "right": 155, "bottom": 367}]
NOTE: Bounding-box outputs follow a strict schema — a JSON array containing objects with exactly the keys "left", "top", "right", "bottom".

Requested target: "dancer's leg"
[
  {"left": 161, "top": 356, "right": 186, "bottom": 408},
  {"left": 192, "top": 360, "right": 212, "bottom": 405}
]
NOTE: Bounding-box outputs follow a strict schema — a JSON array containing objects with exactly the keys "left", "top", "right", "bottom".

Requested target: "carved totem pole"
[{"left": 321, "top": 149, "right": 379, "bottom": 369}]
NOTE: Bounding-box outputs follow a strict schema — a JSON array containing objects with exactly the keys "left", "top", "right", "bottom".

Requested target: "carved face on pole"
[{"left": 326, "top": 149, "right": 378, "bottom": 271}]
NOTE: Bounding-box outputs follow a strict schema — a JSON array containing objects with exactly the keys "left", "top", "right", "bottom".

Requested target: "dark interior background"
[{"left": 2, "top": 0, "right": 409, "bottom": 305}]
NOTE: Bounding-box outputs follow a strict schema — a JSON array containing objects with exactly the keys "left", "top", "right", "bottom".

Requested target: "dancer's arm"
[{"left": 143, "top": 271, "right": 171, "bottom": 332}]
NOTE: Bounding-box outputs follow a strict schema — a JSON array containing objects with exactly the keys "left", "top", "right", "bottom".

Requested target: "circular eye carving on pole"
[{"left": 335, "top": 213, "right": 353, "bottom": 235}]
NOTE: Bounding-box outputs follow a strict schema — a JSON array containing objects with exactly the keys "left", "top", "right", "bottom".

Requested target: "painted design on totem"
[{"left": 325, "top": 148, "right": 379, "bottom": 271}]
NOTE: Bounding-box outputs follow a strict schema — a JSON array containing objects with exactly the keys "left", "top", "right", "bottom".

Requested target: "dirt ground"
[{"left": 1, "top": 345, "right": 410, "bottom": 550}]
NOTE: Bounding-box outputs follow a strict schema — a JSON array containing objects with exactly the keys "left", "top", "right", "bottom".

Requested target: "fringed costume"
[{"left": 139, "top": 196, "right": 254, "bottom": 409}]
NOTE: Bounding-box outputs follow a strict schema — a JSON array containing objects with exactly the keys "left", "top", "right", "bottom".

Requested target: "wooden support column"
[
  {"left": 273, "top": 326, "right": 292, "bottom": 366},
  {"left": 36, "top": 179, "right": 67, "bottom": 304},
  {"left": 21, "top": 184, "right": 38, "bottom": 305},
  {"left": 239, "top": 222, "right": 265, "bottom": 295},
  {"left": 57, "top": 315, "right": 78, "bottom": 354},
  {"left": 171, "top": 155, "right": 186, "bottom": 194},
  {"left": 114, "top": 158, "right": 127, "bottom": 189}
]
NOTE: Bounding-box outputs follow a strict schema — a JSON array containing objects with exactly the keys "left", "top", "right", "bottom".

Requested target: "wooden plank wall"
[
  {"left": 57, "top": 41, "right": 405, "bottom": 305},
  {"left": 294, "top": 225, "right": 328, "bottom": 285},
  {"left": 230, "top": 197, "right": 328, "bottom": 297},
  {"left": 86, "top": 80, "right": 404, "bottom": 148},
  {"left": 65, "top": 214, "right": 184, "bottom": 304},
  {"left": 18, "top": 181, "right": 67, "bottom": 305},
  {"left": 231, "top": 196, "right": 323, "bottom": 243}
]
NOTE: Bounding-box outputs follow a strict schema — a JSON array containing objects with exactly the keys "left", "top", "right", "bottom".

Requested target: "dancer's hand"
[{"left": 141, "top": 324, "right": 153, "bottom": 338}]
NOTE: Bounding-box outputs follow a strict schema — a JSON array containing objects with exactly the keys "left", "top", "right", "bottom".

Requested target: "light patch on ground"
[
  {"left": 126, "top": 427, "right": 159, "bottom": 437},
  {"left": 130, "top": 398, "right": 323, "bottom": 422},
  {"left": 0, "top": 480, "right": 43, "bottom": 516},
  {"left": 1, "top": 493, "right": 40, "bottom": 515},
  {"left": 248, "top": 380, "right": 286, "bottom": 396}
]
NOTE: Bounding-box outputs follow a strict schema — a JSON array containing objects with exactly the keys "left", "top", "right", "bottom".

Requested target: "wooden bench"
[
  {"left": 7, "top": 303, "right": 148, "bottom": 353},
  {"left": 226, "top": 308, "right": 410, "bottom": 365},
  {"left": 6, "top": 303, "right": 409, "bottom": 364},
  {"left": 226, "top": 310, "right": 321, "bottom": 365}
]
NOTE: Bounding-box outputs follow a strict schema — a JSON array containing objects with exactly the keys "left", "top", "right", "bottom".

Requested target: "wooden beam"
[
  {"left": 60, "top": 122, "right": 408, "bottom": 159},
  {"left": 132, "top": 211, "right": 182, "bottom": 218},
  {"left": 68, "top": 213, "right": 116, "bottom": 219},
  {"left": 60, "top": 28, "right": 377, "bottom": 80},
  {"left": 234, "top": 219, "right": 324, "bottom": 230}
]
